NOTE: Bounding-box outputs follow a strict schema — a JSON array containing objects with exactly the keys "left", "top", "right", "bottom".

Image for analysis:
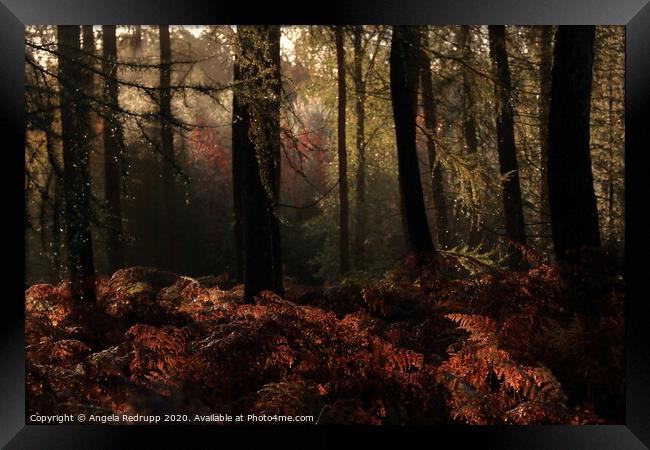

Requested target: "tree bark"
[
  {"left": 538, "top": 26, "right": 553, "bottom": 250},
  {"left": 390, "top": 26, "right": 436, "bottom": 257},
  {"left": 547, "top": 26, "right": 600, "bottom": 264},
  {"left": 459, "top": 26, "right": 479, "bottom": 156},
  {"left": 159, "top": 25, "right": 176, "bottom": 271},
  {"left": 606, "top": 51, "right": 615, "bottom": 247},
  {"left": 352, "top": 25, "right": 367, "bottom": 269},
  {"left": 231, "top": 61, "right": 244, "bottom": 282},
  {"left": 102, "top": 25, "right": 126, "bottom": 273},
  {"left": 459, "top": 25, "right": 483, "bottom": 247},
  {"left": 233, "top": 26, "right": 284, "bottom": 301},
  {"left": 335, "top": 26, "right": 350, "bottom": 275},
  {"left": 57, "top": 25, "right": 96, "bottom": 301},
  {"left": 417, "top": 26, "right": 450, "bottom": 249},
  {"left": 488, "top": 25, "right": 528, "bottom": 270}
]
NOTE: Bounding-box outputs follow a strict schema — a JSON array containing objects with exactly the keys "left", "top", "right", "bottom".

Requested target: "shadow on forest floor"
[{"left": 25, "top": 252, "right": 624, "bottom": 425}]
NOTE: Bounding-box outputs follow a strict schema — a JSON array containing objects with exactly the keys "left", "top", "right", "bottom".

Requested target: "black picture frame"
[{"left": 3, "top": 0, "right": 649, "bottom": 448}]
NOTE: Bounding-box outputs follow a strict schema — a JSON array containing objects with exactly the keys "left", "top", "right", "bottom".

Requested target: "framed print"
[{"left": 2, "top": 0, "right": 649, "bottom": 448}]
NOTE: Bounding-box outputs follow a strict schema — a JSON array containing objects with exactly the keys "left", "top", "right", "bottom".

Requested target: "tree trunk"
[
  {"left": 390, "top": 26, "right": 436, "bottom": 257},
  {"left": 538, "top": 26, "right": 553, "bottom": 251},
  {"left": 57, "top": 25, "right": 96, "bottom": 301},
  {"left": 231, "top": 61, "right": 244, "bottom": 282},
  {"left": 459, "top": 25, "right": 482, "bottom": 248},
  {"left": 547, "top": 26, "right": 600, "bottom": 264},
  {"left": 335, "top": 26, "right": 350, "bottom": 275},
  {"left": 269, "top": 27, "right": 283, "bottom": 297},
  {"left": 459, "top": 26, "right": 479, "bottom": 156},
  {"left": 52, "top": 179, "right": 64, "bottom": 279},
  {"left": 159, "top": 25, "right": 175, "bottom": 271},
  {"left": 606, "top": 57, "right": 615, "bottom": 247},
  {"left": 488, "top": 25, "right": 528, "bottom": 270},
  {"left": 102, "top": 25, "right": 126, "bottom": 273},
  {"left": 234, "top": 26, "right": 284, "bottom": 301},
  {"left": 418, "top": 26, "right": 450, "bottom": 249},
  {"left": 352, "top": 25, "right": 367, "bottom": 269}
]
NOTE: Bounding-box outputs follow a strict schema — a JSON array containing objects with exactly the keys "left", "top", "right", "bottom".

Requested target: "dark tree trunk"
[
  {"left": 459, "top": 26, "right": 479, "bottom": 156},
  {"left": 417, "top": 26, "right": 450, "bottom": 249},
  {"left": 231, "top": 61, "right": 244, "bottom": 282},
  {"left": 102, "top": 25, "right": 126, "bottom": 273},
  {"left": 390, "top": 26, "right": 436, "bottom": 257},
  {"left": 538, "top": 26, "right": 553, "bottom": 250},
  {"left": 234, "top": 26, "right": 284, "bottom": 301},
  {"left": 488, "top": 25, "right": 528, "bottom": 270},
  {"left": 133, "top": 26, "right": 143, "bottom": 52},
  {"left": 352, "top": 25, "right": 367, "bottom": 269},
  {"left": 159, "top": 25, "right": 176, "bottom": 271},
  {"left": 82, "top": 26, "right": 94, "bottom": 64},
  {"left": 269, "top": 27, "right": 283, "bottom": 297},
  {"left": 57, "top": 25, "right": 96, "bottom": 301},
  {"left": 335, "top": 26, "right": 350, "bottom": 275},
  {"left": 52, "top": 179, "right": 64, "bottom": 279},
  {"left": 459, "top": 25, "right": 482, "bottom": 247},
  {"left": 606, "top": 62, "right": 615, "bottom": 246},
  {"left": 547, "top": 26, "right": 600, "bottom": 264}
]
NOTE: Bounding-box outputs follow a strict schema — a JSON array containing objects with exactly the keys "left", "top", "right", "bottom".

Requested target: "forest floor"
[{"left": 25, "top": 251, "right": 624, "bottom": 425}]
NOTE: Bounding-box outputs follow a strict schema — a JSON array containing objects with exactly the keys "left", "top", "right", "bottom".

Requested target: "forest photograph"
[{"left": 24, "top": 24, "right": 625, "bottom": 425}]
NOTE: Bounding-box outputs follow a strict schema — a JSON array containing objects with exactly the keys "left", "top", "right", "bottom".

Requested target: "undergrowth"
[{"left": 25, "top": 250, "right": 623, "bottom": 425}]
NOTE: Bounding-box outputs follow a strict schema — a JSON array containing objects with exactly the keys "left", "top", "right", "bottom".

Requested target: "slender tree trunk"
[
  {"left": 459, "top": 26, "right": 482, "bottom": 247},
  {"left": 82, "top": 26, "right": 94, "bottom": 65},
  {"left": 43, "top": 91, "right": 65, "bottom": 279},
  {"left": 102, "top": 25, "right": 125, "bottom": 273},
  {"left": 488, "top": 25, "right": 528, "bottom": 270},
  {"left": 459, "top": 26, "right": 479, "bottom": 156},
  {"left": 57, "top": 25, "right": 96, "bottom": 301},
  {"left": 418, "top": 26, "right": 450, "bottom": 248},
  {"left": 159, "top": 25, "right": 175, "bottom": 271},
  {"left": 269, "top": 27, "right": 283, "bottom": 296},
  {"left": 606, "top": 62, "right": 615, "bottom": 246},
  {"left": 335, "top": 26, "right": 350, "bottom": 275},
  {"left": 133, "top": 26, "right": 143, "bottom": 51},
  {"left": 231, "top": 61, "right": 244, "bottom": 282},
  {"left": 234, "top": 26, "right": 284, "bottom": 301},
  {"left": 52, "top": 179, "right": 64, "bottom": 279},
  {"left": 547, "top": 26, "right": 600, "bottom": 264},
  {"left": 538, "top": 26, "right": 553, "bottom": 251},
  {"left": 390, "top": 26, "right": 436, "bottom": 257},
  {"left": 352, "top": 25, "right": 367, "bottom": 269}
]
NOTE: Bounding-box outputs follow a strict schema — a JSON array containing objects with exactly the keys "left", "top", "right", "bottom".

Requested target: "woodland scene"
[{"left": 25, "top": 25, "right": 624, "bottom": 425}]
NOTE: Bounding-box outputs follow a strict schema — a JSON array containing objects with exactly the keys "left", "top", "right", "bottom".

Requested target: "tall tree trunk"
[
  {"left": 547, "top": 26, "right": 600, "bottom": 264},
  {"left": 52, "top": 179, "right": 64, "bottom": 279},
  {"left": 234, "top": 26, "right": 284, "bottom": 301},
  {"left": 352, "top": 25, "right": 367, "bottom": 269},
  {"left": 159, "top": 25, "right": 175, "bottom": 271},
  {"left": 459, "top": 25, "right": 479, "bottom": 156},
  {"left": 459, "top": 25, "right": 482, "bottom": 247},
  {"left": 82, "top": 26, "right": 94, "bottom": 65},
  {"left": 269, "top": 27, "right": 283, "bottom": 297},
  {"left": 57, "top": 25, "right": 96, "bottom": 301},
  {"left": 133, "top": 26, "right": 143, "bottom": 52},
  {"left": 538, "top": 25, "right": 553, "bottom": 251},
  {"left": 390, "top": 26, "right": 436, "bottom": 257},
  {"left": 102, "top": 25, "right": 125, "bottom": 273},
  {"left": 606, "top": 59, "right": 615, "bottom": 247},
  {"left": 418, "top": 26, "right": 450, "bottom": 249},
  {"left": 335, "top": 26, "right": 350, "bottom": 275},
  {"left": 488, "top": 25, "right": 528, "bottom": 270},
  {"left": 231, "top": 61, "right": 244, "bottom": 282}
]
